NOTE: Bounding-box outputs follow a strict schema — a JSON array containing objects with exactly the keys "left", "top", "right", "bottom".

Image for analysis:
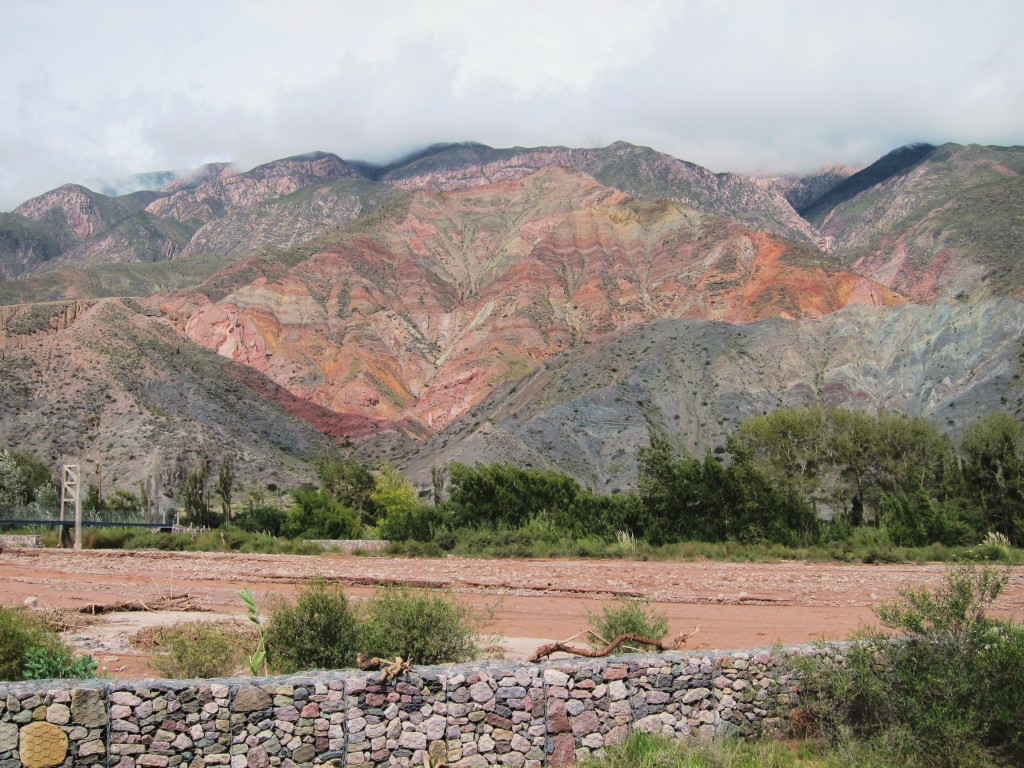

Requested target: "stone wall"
[{"left": 0, "top": 646, "right": 816, "bottom": 768}]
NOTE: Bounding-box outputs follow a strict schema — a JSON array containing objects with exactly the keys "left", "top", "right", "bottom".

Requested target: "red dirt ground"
[{"left": 2, "top": 547, "right": 1022, "bottom": 679}]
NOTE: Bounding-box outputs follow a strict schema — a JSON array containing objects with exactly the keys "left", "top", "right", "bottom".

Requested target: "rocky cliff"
[
  {"left": 398, "top": 300, "right": 1024, "bottom": 489},
  {"left": 0, "top": 298, "right": 342, "bottom": 490},
  {"left": 170, "top": 168, "right": 899, "bottom": 434}
]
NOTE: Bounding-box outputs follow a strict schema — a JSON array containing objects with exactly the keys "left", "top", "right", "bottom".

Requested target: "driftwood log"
[
  {"left": 529, "top": 627, "right": 699, "bottom": 663},
  {"left": 76, "top": 593, "right": 200, "bottom": 615}
]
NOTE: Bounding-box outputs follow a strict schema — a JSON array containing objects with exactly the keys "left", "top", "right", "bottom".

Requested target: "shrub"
[
  {"left": 0, "top": 606, "right": 87, "bottom": 681},
  {"left": 23, "top": 646, "right": 98, "bottom": 680},
  {"left": 144, "top": 622, "right": 252, "bottom": 679},
  {"left": 802, "top": 564, "right": 1024, "bottom": 767},
  {"left": 357, "top": 586, "right": 480, "bottom": 664},
  {"left": 586, "top": 598, "right": 669, "bottom": 651},
  {"left": 264, "top": 581, "right": 360, "bottom": 673}
]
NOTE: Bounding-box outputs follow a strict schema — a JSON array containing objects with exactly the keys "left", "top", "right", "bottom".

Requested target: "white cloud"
[{"left": 1, "top": 0, "right": 1022, "bottom": 209}]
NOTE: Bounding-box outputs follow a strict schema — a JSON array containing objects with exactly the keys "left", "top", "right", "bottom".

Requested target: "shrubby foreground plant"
[
  {"left": 260, "top": 580, "right": 483, "bottom": 674},
  {"left": 801, "top": 564, "right": 1024, "bottom": 767},
  {"left": 0, "top": 606, "right": 97, "bottom": 681}
]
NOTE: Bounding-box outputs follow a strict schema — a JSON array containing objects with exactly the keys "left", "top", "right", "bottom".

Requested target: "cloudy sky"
[{"left": 2, "top": 0, "right": 1022, "bottom": 210}]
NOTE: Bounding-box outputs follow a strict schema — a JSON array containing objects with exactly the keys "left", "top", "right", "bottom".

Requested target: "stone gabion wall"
[{"left": 0, "top": 647, "right": 815, "bottom": 768}]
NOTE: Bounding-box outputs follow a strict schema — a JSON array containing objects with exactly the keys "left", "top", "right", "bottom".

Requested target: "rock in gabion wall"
[{"left": 0, "top": 647, "right": 820, "bottom": 768}]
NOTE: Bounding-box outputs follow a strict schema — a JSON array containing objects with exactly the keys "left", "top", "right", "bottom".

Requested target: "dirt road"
[{"left": 2, "top": 547, "right": 1022, "bottom": 678}]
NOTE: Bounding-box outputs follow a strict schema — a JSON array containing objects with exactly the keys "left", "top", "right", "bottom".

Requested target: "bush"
[
  {"left": 264, "top": 581, "right": 360, "bottom": 673},
  {"left": 0, "top": 606, "right": 89, "bottom": 681},
  {"left": 802, "top": 564, "right": 1024, "bottom": 767},
  {"left": 23, "top": 646, "right": 98, "bottom": 680},
  {"left": 143, "top": 622, "right": 252, "bottom": 679},
  {"left": 358, "top": 586, "right": 480, "bottom": 664},
  {"left": 586, "top": 598, "right": 669, "bottom": 652}
]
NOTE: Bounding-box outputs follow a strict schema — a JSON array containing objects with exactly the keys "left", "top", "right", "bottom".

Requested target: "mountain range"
[{"left": 1, "top": 139, "right": 1021, "bottom": 494}]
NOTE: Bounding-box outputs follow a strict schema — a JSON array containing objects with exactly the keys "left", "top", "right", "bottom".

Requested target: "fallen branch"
[
  {"left": 357, "top": 654, "right": 414, "bottom": 680},
  {"left": 76, "top": 593, "right": 200, "bottom": 615},
  {"left": 529, "top": 627, "right": 699, "bottom": 663}
]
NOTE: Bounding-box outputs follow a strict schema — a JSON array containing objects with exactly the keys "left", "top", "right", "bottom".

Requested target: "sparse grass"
[
  {"left": 386, "top": 525, "right": 1024, "bottom": 565},
  {"left": 135, "top": 621, "right": 254, "bottom": 679}
]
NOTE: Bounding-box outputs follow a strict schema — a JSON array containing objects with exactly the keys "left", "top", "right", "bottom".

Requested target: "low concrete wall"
[
  {"left": 0, "top": 646, "right": 822, "bottom": 767},
  {"left": 0, "top": 535, "right": 43, "bottom": 548},
  {"left": 302, "top": 540, "right": 391, "bottom": 554}
]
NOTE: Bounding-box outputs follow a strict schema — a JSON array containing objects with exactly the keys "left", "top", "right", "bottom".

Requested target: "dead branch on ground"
[
  {"left": 529, "top": 627, "right": 699, "bottom": 663},
  {"left": 76, "top": 593, "right": 201, "bottom": 615},
  {"left": 357, "top": 653, "right": 414, "bottom": 679}
]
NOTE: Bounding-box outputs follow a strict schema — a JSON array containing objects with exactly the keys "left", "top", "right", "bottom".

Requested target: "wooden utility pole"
[{"left": 60, "top": 464, "right": 82, "bottom": 550}]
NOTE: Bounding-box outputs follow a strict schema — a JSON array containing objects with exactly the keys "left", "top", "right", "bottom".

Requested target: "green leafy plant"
[
  {"left": 264, "top": 580, "right": 360, "bottom": 673},
  {"left": 357, "top": 586, "right": 480, "bottom": 665},
  {"left": 239, "top": 586, "right": 271, "bottom": 675},
  {"left": 23, "top": 646, "right": 98, "bottom": 680},
  {"left": 586, "top": 597, "right": 669, "bottom": 652},
  {"left": 0, "top": 606, "right": 77, "bottom": 681}
]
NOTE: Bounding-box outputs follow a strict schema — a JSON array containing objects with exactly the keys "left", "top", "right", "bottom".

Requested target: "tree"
[
  {"left": 183, "top": 464, "right": 215, "bottom": 528},
  {"left": 728, "top": 406, "right": 828, "bottom": 508},
  {"left": 959, "top": 413, "right": 1024, "bottom": 544},
  {"left": 9, "top": 452, "right": 55, "bottom": 502},
  {"left": 284, "top": 488, "right": 360, "bottom": 540},
  {"left": 430, "top": 464, "right": 447, "bottom": 505},
  {"left": 447, "top": 462, "right": 581, "bottom": 529},
  {"left": 217, "top": 459, "right": 235, "bottom": 523},
  {"left": 370, "top": 465, "right": 419, "bottom": 523},
  {"left": 0, "top": 450, "right": 27, "bottom": 510},
  {"left": 317, "top": 457, "right": 377, "bottom": 524}
]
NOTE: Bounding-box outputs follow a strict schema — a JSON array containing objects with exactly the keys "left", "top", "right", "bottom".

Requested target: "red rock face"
[{"left": 173, "top": 168, "right": 902, "bottom": 436}]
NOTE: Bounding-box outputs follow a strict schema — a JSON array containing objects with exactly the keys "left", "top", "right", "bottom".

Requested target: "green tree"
[
  {"left": 0, "top": 450, "right": 26, "bottom": 509},
  {"left": 318, "top": 456, "right": 377, "bottom": 524},
  {"left": 638, "top": 429, "right": 817, "bottom": 546},
  {"left": 881, "top": 485, "right": 978, "bottom": 546},
  {"left": 959, "top": 413, "right": 1024, "bottom": 543},
  {"left": 9, "top": 452, "right": 55, "bottom": 502},
  {"left": 217, "top": 459, "right": 235, "bottom": 523},
  {"left": 283, "top": 488, "right": 360, "bottom": 539},
  {"left": 447, "top": 462, "right": 581, "bottom": 529},
  {"left": 728, "top": 406, "right": 828, "bottom": 508},
  {"left": 183, "top": 464, "right": 215, "bottom": 528},
  {"left": 370, "top": 464, "right": 419, "bottom": 521}
]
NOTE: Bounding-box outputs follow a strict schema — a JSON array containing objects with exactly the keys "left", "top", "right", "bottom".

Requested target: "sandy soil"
[{"left": 2, "top": 547, "right": 1022, "bottom": 679}]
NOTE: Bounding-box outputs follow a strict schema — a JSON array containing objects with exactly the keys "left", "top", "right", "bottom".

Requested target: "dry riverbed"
[{"left": 1, "top": 547, "right": 1022, "bottom": 679}]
